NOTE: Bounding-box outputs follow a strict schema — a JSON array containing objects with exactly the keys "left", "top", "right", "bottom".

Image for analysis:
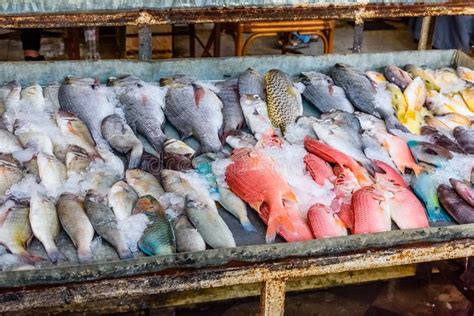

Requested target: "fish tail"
[
  {"left": 17, "top": 249, "right": 43, "bottom": 264},
  {"left": 411, "top": 164, "right": 424, "bottom": 177},
  {"left": 426, "top": 205, "right": 455, "bottom": 224},
  {"left": 128, "top": 143, "right": 144, "bottom": 169},
  {"left": 351, "top": 162, "right": 372, "bottom": 186},
  {"left": 240, "top": 216, "right": 257, "bottom": 232},
  {"left": 45, "top": 244, "right": 67, "bottom": 264},
  {"left": 265, "top": 200, "right": 295, "bottom": 244},
  {"left": 384, "top": 115, "right": 408, "bottom": 132},
  {"left": 77, "top": 246, "right": 94, "bottom": 263},
  {"left": 118, "top": 247, "right": 133, "bottom": 260}
]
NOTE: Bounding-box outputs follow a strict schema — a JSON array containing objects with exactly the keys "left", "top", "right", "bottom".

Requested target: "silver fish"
[
  {"left": 108, "top": 180, "right": 138, "bottom": 221},
  {"left": 16, "top": 131, "right": 53, "bottom": 156},
  {"left": 125, "top": 169, "right": 164, "bottom": 200},
  {"left": 30, "top": 190, "right": 66, "bottom": 264},
  {"left": 0, "top": 129, "right": 23, "bottom": 153},
  {"left": 330, "top": 63, "right": 405, "bottom": 131},
  {"left": 20, "top": 84, "right": 46, "bottom": 111},
  {"left": 216, "top": 79, "right": 245, "bottom": 136},
  {"left": 0, "top": 199, "right": 41, "bottom": 264},
  {"left": 225, "top": 130, "right": 257, "bottom": 149},
  {"left": 312, "top": 116, "right": 373, "bottom": 171},
  {"left": 57, "top": 193, "right": 95, "bottom": 263},
  {"left": 109, "top": 75, "right": 168, "bottom": 152},
  {"left": 44, "top": 84, "right": 61, "bottom": 111},
  {"left": 218, "top": 186, "right": 256, "bottom": 232},
  {"left": 56, "top": 109, "right": 98, "bottom": 157},
  {"left": 101, "top": 114, "right": 143, "bottom": 169},
  {"left": 37, "top": 152, "right": 66, "bottom": 194},
  {"left": 58, "top": 76, "right": 115, "bottom": 143},
  {"left": 0, "top": 154, "right": 23, "bottom": 196},
  {"left": 163, "top": 77, "right": 223, "bottom": 153},
  {"left": 163, "top": 138, "right": 196, "bottom": 157},
  {"left": 238, "top": 69, "right": 272, "bottom": 138},
  {"left": 300, "top": 71, "right": 354, "bottom": 113},
  {"left": 65, "top": 145, "right": 90, "bottom": 175},
  {"left": 185, "top": 192, "right": 236, "bottom": 249},
  {"left": 84, "top": 190, "right": 132, "bottom": 260},
  {"left": 171, "top": 215, "right": 206, "bottom": 253}
]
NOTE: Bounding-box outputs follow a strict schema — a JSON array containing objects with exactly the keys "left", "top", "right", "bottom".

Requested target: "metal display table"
[{"left": 0, "top": 49, "right": 473, "bottom": 315}]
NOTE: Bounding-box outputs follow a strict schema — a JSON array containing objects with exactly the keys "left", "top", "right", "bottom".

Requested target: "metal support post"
[
  {"left": 138, "top": 24, "right": 152, "bottom": 61},
  {"left": 418, "top": 16, "right": 432, "bottom": 50},
  {"left": 259, "top": 279, "right": 286, "bottom": 316},
  {"left": 352, "top": 20, "right": 364, "bottom": 53}
]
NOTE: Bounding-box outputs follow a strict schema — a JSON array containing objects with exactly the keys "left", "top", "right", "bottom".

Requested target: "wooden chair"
[{"left": 229, "top": 20, "right": 335, "bottom": 56}]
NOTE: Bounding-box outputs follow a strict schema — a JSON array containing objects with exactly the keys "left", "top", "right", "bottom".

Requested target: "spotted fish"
[{"left": 264, "top": 69, "right": 303, "bottom": 134}]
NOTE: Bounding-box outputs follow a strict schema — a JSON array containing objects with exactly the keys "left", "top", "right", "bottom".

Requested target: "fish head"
[
  {"left": 21, "top": 84, "right": 42, "bottom": 97},
  {"left": 184, "top": 192, "right": 206, "bottom": 210},
  {"left": 107, "top": 75, "right": 142, "bottom": 88},
  {"left": 160, "top": 169, "right": 186, "bottom": 189},
  {"left": 58, "top": 192, "right": 82, "bottom": 204},
  {"left": 0, "top": 153, "right": 21, "bottom": 169},
  {"left": 134, "top": 195, "right": 161, "bottom": 214},
  {"left": 85, "top": 189, "right": 107, "bottom": 204},
  {"left": 163, "top": 139, "right": 196, "bottom": 157}
]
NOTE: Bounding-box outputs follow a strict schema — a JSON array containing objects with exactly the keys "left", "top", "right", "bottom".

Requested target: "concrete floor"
[{"left": 0, "top": 20, "right": 418, "bottom": 61}]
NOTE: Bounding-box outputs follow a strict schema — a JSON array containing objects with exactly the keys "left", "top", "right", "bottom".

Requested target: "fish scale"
[{"left": 265, "top": 69, "right": 303, "bottom": 134}]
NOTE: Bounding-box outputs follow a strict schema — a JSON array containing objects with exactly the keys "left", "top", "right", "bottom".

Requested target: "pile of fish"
[{"left": 0, "top": 61, "right": 472, "bottom": 270}]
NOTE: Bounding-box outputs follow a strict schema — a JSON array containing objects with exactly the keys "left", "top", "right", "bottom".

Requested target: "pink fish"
[
  {"left": 304, "top": 153, "right": 335, "bottom": 185},
  {"left": 382, "top": 134, "right": 423, "bottom": 176},
  {"left": 376, "top": 172, "right": 429, "bottom": 229},
  {"left": 352, "top": 185, "right": 391, "bottom": 234},
  {"left": 373, "top": 160, "right": 408, "bottom": 189},
  {"left": 307, "top": 203, "right": 347, "bottom": 239},
  {"left": 331, "top": 166, "right": 361, "bottom": 231},
  {"left": 226, "top": 148, "right": 298, "bottom": 243},
  {"left": 304, "top": 136, "right": 372, "bottom": 186}
]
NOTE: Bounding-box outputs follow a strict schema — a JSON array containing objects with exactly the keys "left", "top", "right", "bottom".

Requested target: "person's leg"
[{"left": 21, "top": 28, "right": 45, "bottom": 60}]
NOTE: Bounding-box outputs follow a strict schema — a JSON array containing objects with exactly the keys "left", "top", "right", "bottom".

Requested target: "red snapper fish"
[{"left": 225, "top": 148, "right": 300, "bottom": 243}]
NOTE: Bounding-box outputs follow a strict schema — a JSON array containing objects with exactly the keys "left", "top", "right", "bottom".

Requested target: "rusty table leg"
[
  {"left": 352, "top": 20, "right": 364, "bottom": 53},
  {"left": 418, "top": 16, "right": 432, "bottom": 50},
  {"left": 138, "top": 24, "right": 152, "bottom": 61},
  {"left": 259, "top": 279, "right": 286, "bottom": 316}
]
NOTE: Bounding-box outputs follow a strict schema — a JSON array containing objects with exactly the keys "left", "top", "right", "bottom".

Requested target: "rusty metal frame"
[
  {"left": 0, "top": 238, "right": 472, "bottom": 314},
  {"left": 0, "top": 3, "right": 473, "bottom": 28},
  {"left": 0, "top": 2, "right": 472, "bottom": 59}
]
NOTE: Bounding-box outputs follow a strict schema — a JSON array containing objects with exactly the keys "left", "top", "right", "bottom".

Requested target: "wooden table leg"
[
  {"left": 65, "top": 28, "right": 81, "bottom": 60},
  {"left": 259, "top": 279, "right": 286, "bottom": 316},
  {"left": 213, "top": 23, "right": 221, "bottom": 57}
]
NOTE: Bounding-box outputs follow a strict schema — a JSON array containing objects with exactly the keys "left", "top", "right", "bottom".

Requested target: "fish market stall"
[
  {"left": 0, "top": 49, "right": 473, "bottom": 314},
  {"left": 0, "top": 0, "right": 473, "bottom": 58}
]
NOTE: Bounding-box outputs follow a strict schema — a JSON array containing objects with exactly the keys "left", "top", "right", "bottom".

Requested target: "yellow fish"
[
  {"left": 406, "top": 65, "right": 441, "bottom": 91},
  {"left": 460, "top": 86, "right": 474, "bottom": 112},
  {"left": 404, "top": 77, "right": 426, "bottom": 121},
  {"left": 457, "top": 66, "right": 474, "bottom": 84},
  {"left": 366, "top": 71, "right": 388, "bottom": 85},
  {"left": 386, "top": 83, "right": 407, "bottom": 120}
]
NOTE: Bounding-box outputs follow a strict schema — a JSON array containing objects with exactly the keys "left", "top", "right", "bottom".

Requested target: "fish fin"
[
  {"left": 241, "top": 218, "right": 257, "bottom": 232},
  {"left": 410, "top": 164, "right": 424, "bottom": 177},
  {"left": 128, "top": 143, "right": 144, "bottom": 169},
  {"left": 265, "top": 199, "right": 295, "bottom": 243},
  {"left": 249, "top": 201, "right": 263, "bottom": 212},
  {"left": 45, "top": 245, "right": 68, "bottom": 264},
  {"left": 19, "top": 251, "right": 44, "bottom": 265},
  {"left": 77, "top": 247, "right": 94, "bottom": 264},
  {"left": 283, "top": 191, "right": 298, "bottom": 203}
]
